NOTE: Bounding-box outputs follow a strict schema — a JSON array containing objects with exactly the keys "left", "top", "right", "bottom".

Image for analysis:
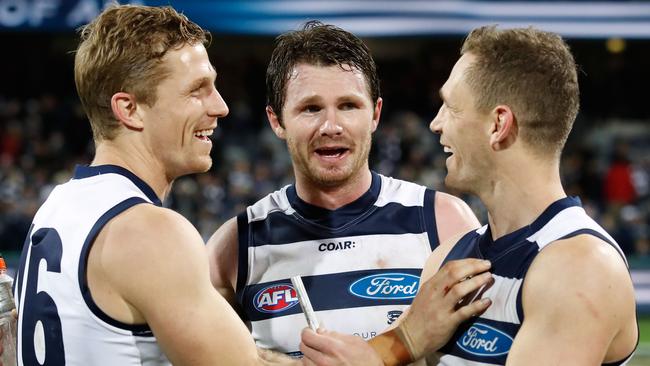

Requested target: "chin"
[
  {"left": 309, "top": 167, "right": 355, "bottom": 187},
  {"left": 444, "top": 175, "right": 462, "bottom": 191},
  {"left": 188, "top": 158, "right": 213, "bottom": 175}
]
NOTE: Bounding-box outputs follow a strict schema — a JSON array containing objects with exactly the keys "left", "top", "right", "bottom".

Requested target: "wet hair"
[{"left": 266, "top": 21, "right": 380, "bottom": 124}]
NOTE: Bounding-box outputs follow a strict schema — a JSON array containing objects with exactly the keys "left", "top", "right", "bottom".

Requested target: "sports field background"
[{"left": 631, "top": 316, "right": 650, "bottom": 365}]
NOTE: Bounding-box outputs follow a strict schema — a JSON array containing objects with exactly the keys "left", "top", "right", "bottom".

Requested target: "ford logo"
[
  {"left": 457, "top": 323, "right": 513, "bottom": 357},
  {"left": 349, "top": 273, "right": 419, "bottom": 300}
]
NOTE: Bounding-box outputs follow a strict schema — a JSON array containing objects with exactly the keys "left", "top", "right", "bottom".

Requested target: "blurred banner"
[{"left": 2, "top": 0, "right": 650, "bottom": 38}]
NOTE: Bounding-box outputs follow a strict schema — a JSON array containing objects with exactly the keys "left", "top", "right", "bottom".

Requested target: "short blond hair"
[
  {"left": 74, "top": 5, "right": 209, "bottom": 141},
  {"left": 461, "top": 26, "right": 579, "bottom": 157}
]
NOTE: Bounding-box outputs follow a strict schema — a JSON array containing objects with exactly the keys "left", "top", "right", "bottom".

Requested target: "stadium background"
[{"left": 0, "top": 0, "right": 649, "bottom": 362}]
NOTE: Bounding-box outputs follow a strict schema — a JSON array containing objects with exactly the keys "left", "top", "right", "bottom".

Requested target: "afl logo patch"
[
  {"left": 253, "top": 284, "right": 299, "bottom": 313},
  {"left": 349, "top": 273, "right": 419, "bottom": 300}
]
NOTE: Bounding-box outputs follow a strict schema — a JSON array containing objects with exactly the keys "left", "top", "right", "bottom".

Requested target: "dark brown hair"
[{"left": 266, "top": 21, "right": 380, "bottom": 124}]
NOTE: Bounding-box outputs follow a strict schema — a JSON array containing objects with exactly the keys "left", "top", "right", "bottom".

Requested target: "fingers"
[
  {"left": 300, "top": 328, "right": 336, "bottom": 352},
  {"left": 301, "top": 354, "right": 317, "bottom": 366},
  {"left": 300, "top": 340, "right": 329, "bottom": 366},
  {"left": 300, "top": 328, "right": 340, "bottom": 366},
  {"left": 446, "top": 271, "right": 493, "bottom": 306},
  {"left": 417, "top": 259, "right": 491, "bottom": 303},
  {"left": 453, "top": 297, "right": 492, "bottom": 322},
  {"left": 437, "top": 259, "right": 491, "bottom": 290}
]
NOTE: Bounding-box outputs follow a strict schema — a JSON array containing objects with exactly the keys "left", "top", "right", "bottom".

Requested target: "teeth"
[
  {"left": 443, "top": 146, "right": 453, "bottom": 153},
  {"left": 194, "top": 129, "right": 213, "bottom": 137}
]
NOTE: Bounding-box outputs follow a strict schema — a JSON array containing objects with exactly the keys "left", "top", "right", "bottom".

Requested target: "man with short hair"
[
  {"left": 207, "top": 21, "right": 491, "bottom": 361},
  {"left": 11, "top": 7, "right": 492, "bottom": 366},
  {"left": 301, "top": 25, "right": 639, "bottom": 365},
  {"left": 14, "top": 5, "right": 293, "bottom": 365}
]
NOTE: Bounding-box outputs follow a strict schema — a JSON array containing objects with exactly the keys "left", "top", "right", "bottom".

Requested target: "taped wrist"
[
  {"left": 369, "top": 329, "right": 413, "bottom": 366},
  {"left": 394, "top": 322, "right": 424, "bottom": 361}
]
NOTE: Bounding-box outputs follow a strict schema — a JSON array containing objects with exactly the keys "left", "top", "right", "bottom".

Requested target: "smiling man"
[
  {"left": 12, "top": 5, "right": 304, "bottom": 366},
  {"left": 207, "top": 21, "right": 491, "bottom": 361},
  {"left": 301, "top": 25, "right": 639, "bottom": 366}
]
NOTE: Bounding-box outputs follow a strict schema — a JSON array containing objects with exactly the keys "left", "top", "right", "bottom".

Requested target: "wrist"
[{"left": 368, "top": 329, "right": 414, "bottom": 366}]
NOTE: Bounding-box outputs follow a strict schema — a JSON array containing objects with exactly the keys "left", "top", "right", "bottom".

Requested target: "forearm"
[{"left": 368, "top": 329, "right": 413, "bottom": 366}]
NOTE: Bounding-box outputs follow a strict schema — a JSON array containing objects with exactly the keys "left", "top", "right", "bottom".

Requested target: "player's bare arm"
[
  {"left": 88, "top": 204, "right": 296, "bottom": 366},
  {"left": 506, "top": 235, "right": 638, "bottom": 365},
  {"left": 206, "top": 217, "right": 239, "bottom": 307},
  {"left": 434, "top": 191, "right": 480, "bottom": 244}
]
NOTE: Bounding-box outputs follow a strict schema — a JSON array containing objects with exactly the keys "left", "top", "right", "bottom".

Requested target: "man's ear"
[
  {"left": 489, "top": 105, "right": 517, "bottom": 151},
  {"left": 266, "top": 106, "right": 286, "bottom": 139},
  {"left": 111, "top": 92, "right": 144, "bottom": 131},
  {"left": 371, "top": 97, "right": 383, "bottom": 133}
]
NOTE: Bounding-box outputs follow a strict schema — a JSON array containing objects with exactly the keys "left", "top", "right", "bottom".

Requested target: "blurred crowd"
[
  {"left": 1, "top": 36, "right": 649, "bottom": 264},
  {"left": 1, "top": 91, "right": 649, "bottom": 262}
]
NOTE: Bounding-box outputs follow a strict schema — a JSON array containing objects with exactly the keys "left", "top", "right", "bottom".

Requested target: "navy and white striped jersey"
[
  {"left": 433, "top": 196, "right": 635, "bottom": 365},
  {"left": 236, "top": 172, "right": 440, "bottom": 355},
  {"left": 14, "top": 165, "right": 170, "bottom": 366}
]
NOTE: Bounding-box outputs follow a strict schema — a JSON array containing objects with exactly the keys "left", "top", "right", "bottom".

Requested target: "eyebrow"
[
  {"left": 292, "top": 95, "right": 321, "bottom": 107},
  {"left": 294, "top": 92, "right": 366, "bottom": 106},
  {"left": 187, "top": 70, "right": 218, "bottom": 92}
]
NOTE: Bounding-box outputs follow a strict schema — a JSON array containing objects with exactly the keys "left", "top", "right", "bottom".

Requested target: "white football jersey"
[{"left": 14, "top": 165, "right": 170, "bottom": 366}]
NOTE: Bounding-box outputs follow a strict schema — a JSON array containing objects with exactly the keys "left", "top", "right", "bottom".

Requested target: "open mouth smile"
[
  {"left": 314, "top": 146, "right": 350, "bottom": 160},
  {"left": 194, "top": 128, "right": 214, "bottom": 142}
]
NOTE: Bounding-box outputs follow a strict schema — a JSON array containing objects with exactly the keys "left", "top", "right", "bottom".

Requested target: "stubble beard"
[{"left": 288, "top": 134, "right": 371, "bottom": 189}]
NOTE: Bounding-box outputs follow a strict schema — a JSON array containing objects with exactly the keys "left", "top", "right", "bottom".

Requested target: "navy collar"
[
  {"left": 286, "top": 172, "right": 381, "bottom": 227},
  {"left": 73, "top": 165, "right": 163, "bottom": 207},
  {"left": 480, "top": 196, "right": 582, "bottom": 256}
]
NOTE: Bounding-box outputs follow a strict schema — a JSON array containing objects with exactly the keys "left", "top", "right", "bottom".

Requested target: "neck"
[
  {"left": 294, "top": 168, "right": 373, "bottom": 210},
  {"left": 92, "top": 140, "right": 172, "bottom": 202},
  {"left": 481, "top": 156, "right": 566, "bottom": 240}
]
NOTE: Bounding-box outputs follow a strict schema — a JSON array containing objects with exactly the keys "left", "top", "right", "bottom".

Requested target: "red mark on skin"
[
  {"left": 577, "top": 291, "right": 601, "bottom": 320},
  {"left": 443, "top": 285, "right": 451, "bottom": 295}
]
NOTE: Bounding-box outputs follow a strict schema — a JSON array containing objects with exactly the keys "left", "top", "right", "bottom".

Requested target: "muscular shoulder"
[
  {"left": 88, "top": 203, "right": 209, "bottom": 318},
  {"left": 95, "top": 204, "right": 206, "bottom": 290},
  {"left": 107, "top": 203, "right": 202, "bottom": 254},
  {"left": 434, "top": 191, "right": 480, "bottom": 243},
  {"left": 523, "top": 234, "right": 634, "bottom": 328}
]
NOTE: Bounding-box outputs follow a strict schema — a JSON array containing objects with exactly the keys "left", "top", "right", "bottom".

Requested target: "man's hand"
[
  {"left": 300, "top": 258, "right": 493, "bottom": 366},
  {"left": 397, "top": 258, "right": 492, "bottom": 360},
  {"left": 300, "top": 328, "right": 383, "bottom": 366}
]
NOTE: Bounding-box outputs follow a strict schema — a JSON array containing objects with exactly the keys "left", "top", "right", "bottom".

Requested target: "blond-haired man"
[{"left": 12, "top": 5, "right": 292, "bottom": 365}]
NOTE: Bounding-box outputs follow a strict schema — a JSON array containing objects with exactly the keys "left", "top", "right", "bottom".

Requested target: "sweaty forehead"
[
  {"left": 285, "top": 63, "right": 370, "bottom": 102},
  {"left": 161, "top": 43, "right": 215, "bottom": 84}
]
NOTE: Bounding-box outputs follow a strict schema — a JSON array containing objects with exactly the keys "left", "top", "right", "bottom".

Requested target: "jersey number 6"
[{"left": 21, "top": 227, "right": 66, "bottom": 365}]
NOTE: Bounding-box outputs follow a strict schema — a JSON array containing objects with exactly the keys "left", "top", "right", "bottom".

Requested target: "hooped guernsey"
[
  {"left": 432, "top": 196, "right": 637, "bottom": 365},
  {"left": 14, "top": 165, "right": 171, "bottom": 366},
  {"left": 236, "top": 172, "right": 441, "bottom": 356}
]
